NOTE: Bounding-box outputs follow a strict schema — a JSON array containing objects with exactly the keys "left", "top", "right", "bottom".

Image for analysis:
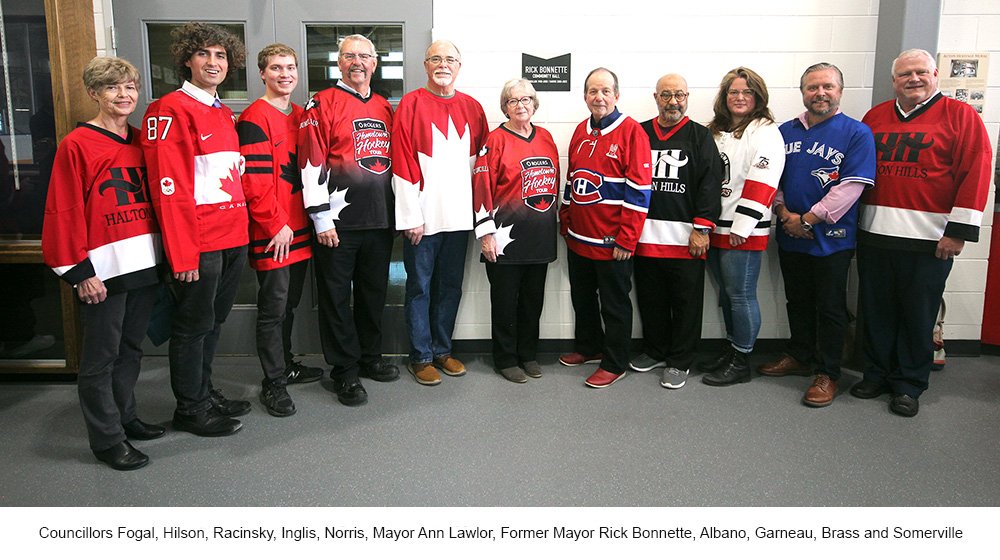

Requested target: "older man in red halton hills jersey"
[{"left": 854, "top": 48, "right": 991, "bottom": 417}]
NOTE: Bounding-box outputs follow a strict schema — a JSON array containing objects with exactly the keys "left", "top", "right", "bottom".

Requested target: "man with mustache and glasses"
[
  {"left": 854, "top": 49, "right": 991, "bottom": 417},
  {"left": 631, "top": 74, "right": 722, "bottom": 390},
  {"left": 298, "top": 34, "right": 397, "bottom": 407},
  {"left": 762, "top": 63, "right": 875, "bottom": 408},
  {"left": 392, "top": 40, "right": 488, "bottom": 386}
]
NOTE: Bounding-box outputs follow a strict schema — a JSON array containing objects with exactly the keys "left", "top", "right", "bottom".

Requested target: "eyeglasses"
[
  {"left": 426, "top": 55, "right": 460, "bottom": 65},
  {"left": 727, "top": 89, "right": 754, "bottom": 98},
  {"left": 505, "top": 96, "right": 534, "bottom": 108},
  {"left": 658, "top": 91, "right": 688, "bottom": 101},
  {"left": 341, "top": 52, "right": 375, "bottom": 61}
]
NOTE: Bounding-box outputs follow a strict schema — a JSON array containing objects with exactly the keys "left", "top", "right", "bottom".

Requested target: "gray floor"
[{"left": 1, "top": 353, "right": 998, "bottom": 507}]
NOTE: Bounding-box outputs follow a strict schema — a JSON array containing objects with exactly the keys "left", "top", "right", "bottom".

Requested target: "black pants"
[
  {"left": 313, "top": 229, "right": 393, "bottom": 382},
  {"left": 567, "top": 249, "right": 633, "bottom": 374},
  {"left": 778, "top": 248, "right": 853, "bottom": 380},
  {"left": 858, "top": 244, "right": 952, "bottom": 398},
  {"left": 634, "top": 256, "right": 705, "bottom": 371},
  {"left": 78, "top": 283, "right": 158, "bottom": 451},
  {"left": 485, "top": 261, "right": 548, "bottom": 369},
  {"left": 168, "top": 246, "right": 246, "bottom": 414},
  {"left": 255, "top": 259, "right": 308, "bottom": 385}
]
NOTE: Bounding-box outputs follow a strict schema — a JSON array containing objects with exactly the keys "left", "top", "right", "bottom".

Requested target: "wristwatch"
[{"left": 800, "top": 217, "right": 813, "bottom": 232}]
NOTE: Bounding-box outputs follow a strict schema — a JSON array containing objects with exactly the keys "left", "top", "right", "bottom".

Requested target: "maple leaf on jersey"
[
  {"left": 219, "top": 164, "right": 243, "bottom": 201},
  {"left": 282, "top": 151, "right": 303, "bottom": 193},
  {"left": 368, "top": 159, "right": 388, "bottom": 173}
]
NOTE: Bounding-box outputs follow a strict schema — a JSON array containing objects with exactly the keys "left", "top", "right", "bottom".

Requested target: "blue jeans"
[
  {"left": 403, "top": 231, "right": 469, "bottom": 363},
  {"left": 707, "top": 248, "right": 762, "bottom": 353}
]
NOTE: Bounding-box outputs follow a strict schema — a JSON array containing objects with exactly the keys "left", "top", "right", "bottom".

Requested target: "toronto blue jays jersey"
[{"left": 777, "top": 113, "right": 876, "bottom": 256}]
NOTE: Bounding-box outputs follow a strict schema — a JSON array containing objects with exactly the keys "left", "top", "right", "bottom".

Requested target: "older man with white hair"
[{"left": 854, "top": 48, "right": 991, "bottom": 417}]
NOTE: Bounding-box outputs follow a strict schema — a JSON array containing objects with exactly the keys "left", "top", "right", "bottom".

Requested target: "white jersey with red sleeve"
[
  {"left": 391, "top": 88, "right": 489, "bottom": 235},
  {"left": 142, "top": 81, "right": 248, "bottom": 274}
]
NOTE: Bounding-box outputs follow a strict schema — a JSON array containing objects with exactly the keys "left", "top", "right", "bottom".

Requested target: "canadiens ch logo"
[
  {"left": 570, "top": 169, "right": 604, "bottom": 205},
  {"left": 811, "top": 166, "right": 840, "bottom": 188},
  {"left": 520, "top": 157, "right": 557, "bottom": 213},
  {"left": 352, "top": 118, "right": 391, "bottom": 174}
]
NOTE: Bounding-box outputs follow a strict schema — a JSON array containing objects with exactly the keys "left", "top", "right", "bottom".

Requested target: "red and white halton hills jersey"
[
  {"left": 298, "top": 82, "right": 394, "bottom": 233},
  {"left": 472, "top": 124, "right": 560, "bottom": 264},
  {"left": 711, "top": 117, "right": 785, "bottom": 251},
  {"left": 560, "top": 109, "right": 652, "bottom": 260},
  {"left": 237, "top": 99, "right": 312, "bottom": 271},
  {"left": 636, "top": 117, "right": 723, "bottom": 260},
  {"left": 861, "top": 93, "right": 992, "bottom": 253},
  {"left": 43, "top": 124, "right": 161, "bottom": 294},
  {"left": 142, "top": 81, "right": 248, "bottom": 274},
  {"left": 392, "top": 88, "right": 489, "bottom": 235}
]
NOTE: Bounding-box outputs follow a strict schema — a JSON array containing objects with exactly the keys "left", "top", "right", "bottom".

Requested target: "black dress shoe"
[
  {"left": 209, "top": 388, "right": 252, "bottom": 417},
  {"left": 333, "top": 379, "right": 368, "bottom": 406},
  {"left": 889, "top": 394, "right": 919, "bottom": 417},
  {"left": 849, "top": 379, "right": 891, "bottom": 399},
  {"left": 93, "top": 441, "right": 149, "bottom": 471},
  {"left": 697, "top": 346, "right": 735, "bottom": 374},
  {"left": 172, "top": 409, "right": 243, "bottom": 437},
  {"left": 122, "top": 418, "right": 166, "bottom": 440},
  {"left": 359, "top": 359, "right": 400, "bottom": 382},
  {"left": 703, "top": 351, "right": 751, "bottom": 386}
]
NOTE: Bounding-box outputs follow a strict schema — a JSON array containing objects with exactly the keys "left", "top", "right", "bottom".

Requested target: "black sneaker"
[
  {"left": 208, "top": 388, "right": 252, "bottom": 417},
  {"left": 359, "top": 359, "right": 400, "bottom": 382},
  {"left": 260, "top": 381, "right": 296, "bottom": 417},
  {"left": 285, "top": 360, "right": 323, "bottom": 384}
]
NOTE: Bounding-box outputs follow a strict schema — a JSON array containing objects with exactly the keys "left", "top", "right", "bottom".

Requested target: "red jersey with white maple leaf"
[
  {"left": 142, "top": 82, "right": 248, "bottom": 274},
  {"left": 391, "top": 88, "right": 488, "bottom": 235},
  {"left": 472, "top": 124, "right": 560, "bottom": 264}
]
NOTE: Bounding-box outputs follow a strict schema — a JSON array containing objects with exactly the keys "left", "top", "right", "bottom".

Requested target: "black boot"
[
  {"left": 697, "top": 345, "right": 735, "bottom": 374},
  {"left": 703, "top": 350, "right": 751, "bottom": 386}
]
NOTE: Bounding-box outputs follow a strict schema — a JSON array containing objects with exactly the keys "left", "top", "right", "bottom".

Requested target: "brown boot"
[{"left": 803, "top": 374, "right": 837, "bottom": 407}]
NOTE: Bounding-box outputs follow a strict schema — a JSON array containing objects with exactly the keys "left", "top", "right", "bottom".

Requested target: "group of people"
[{"left": 39, "top": 18, "right": 990, "bottom": 473}]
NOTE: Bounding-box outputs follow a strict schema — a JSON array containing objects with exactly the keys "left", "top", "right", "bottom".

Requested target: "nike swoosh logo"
[
  {"left": 200, "top": 133, "right": 213, "bottom": 141},
  {"left": 274, "top": 140, "right": 284, "bottom": 147}
]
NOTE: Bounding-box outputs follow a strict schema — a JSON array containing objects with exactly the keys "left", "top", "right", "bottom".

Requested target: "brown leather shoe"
[
  {"left": 803, "top": 374, "right": 837, "bottom": 407},
  {"left": 757, "top": 354, "right": 811, "bottom": 377},
  {"left": 408, "top": 362, "right": 441, "bottom": 386},
  {"left": 433, "top": 355, "right": 466, "bottom": 376}
]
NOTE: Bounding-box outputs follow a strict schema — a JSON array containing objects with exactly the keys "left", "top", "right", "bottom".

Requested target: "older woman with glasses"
[
  {"left": 699, "top": 67, "right": 785, "bottom": 386},
  {"left": 472, "top": 78, "right": 560, "bottom": 383},
  {"left": 42, "top": 57, "right": 163, "bottom": 470}
]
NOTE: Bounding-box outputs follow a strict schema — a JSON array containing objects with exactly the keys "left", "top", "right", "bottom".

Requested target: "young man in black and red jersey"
[
  {"left": 238, "top": 43, "right": 323, "bottom": 417},
  {"left": 143, "top": 22, "right": 250, "bottom": 436}
]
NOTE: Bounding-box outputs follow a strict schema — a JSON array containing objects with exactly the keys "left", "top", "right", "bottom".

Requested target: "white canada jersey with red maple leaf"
[
  {"left": 142, "top": 81, "right": 248, "bottom": 273},
  {"left": 391, "top": 88, "right": 489, "bottom": 235},
  {"left": 298, "top": 83, "right": 394, "bottom": 233}
]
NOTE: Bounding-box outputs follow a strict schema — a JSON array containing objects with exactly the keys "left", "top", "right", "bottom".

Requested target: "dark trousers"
[
  {"left": 314, "top": 229, "right": 392, "bottom": 382},
  {"left": 567, "top": 249, "right": 633, "bottom": 374},
  {"left": 255, "top": 259, "right": 309, "bottom": 386},
  {"left": 634, "top": 256, "right": 705, "bottom": 371},
  {"left": 78, "top": 283, "right": 158, "bottom": 451},
  {"left": 857, "top": 244, "right": 952, "bottom": 398},
  {"left": 778, "top": 248, "right": 853, "bottom": 380},
  {"left": 484, "top": 261, "right": 548, "bottom": 369},
  {"left": 168, "top": 246, "right": 247, "bottom": 414}
]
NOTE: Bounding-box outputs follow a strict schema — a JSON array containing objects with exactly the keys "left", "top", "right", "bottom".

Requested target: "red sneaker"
[
  {"left": 559, "top": 352, "right": 604, "bottom": 366},
  {"left": 585, "top": 368, "right": 625, "bottom": 388}
]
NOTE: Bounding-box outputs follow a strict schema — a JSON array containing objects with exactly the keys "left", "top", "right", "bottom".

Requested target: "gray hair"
[
  {"left": 891, "top": 48, "right": 936, "bottom": 76},
  {"left": 800, "top": 62, "right": 843, "bottom": 91},
  {"left": 339, "top": 34, "right": 376, "bottom": 57},
  {"left": 499, "top": 78, "right": 539, "bottom": 117}
]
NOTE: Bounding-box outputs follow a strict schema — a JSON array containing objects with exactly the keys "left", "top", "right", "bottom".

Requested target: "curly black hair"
[{"left": 170, "top": 22, "right": 246, "bottom": 82}]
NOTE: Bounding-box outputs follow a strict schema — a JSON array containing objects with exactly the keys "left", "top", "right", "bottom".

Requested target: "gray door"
[{"left": 113, "top": 0, "right": 431, "bottom": 355}]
